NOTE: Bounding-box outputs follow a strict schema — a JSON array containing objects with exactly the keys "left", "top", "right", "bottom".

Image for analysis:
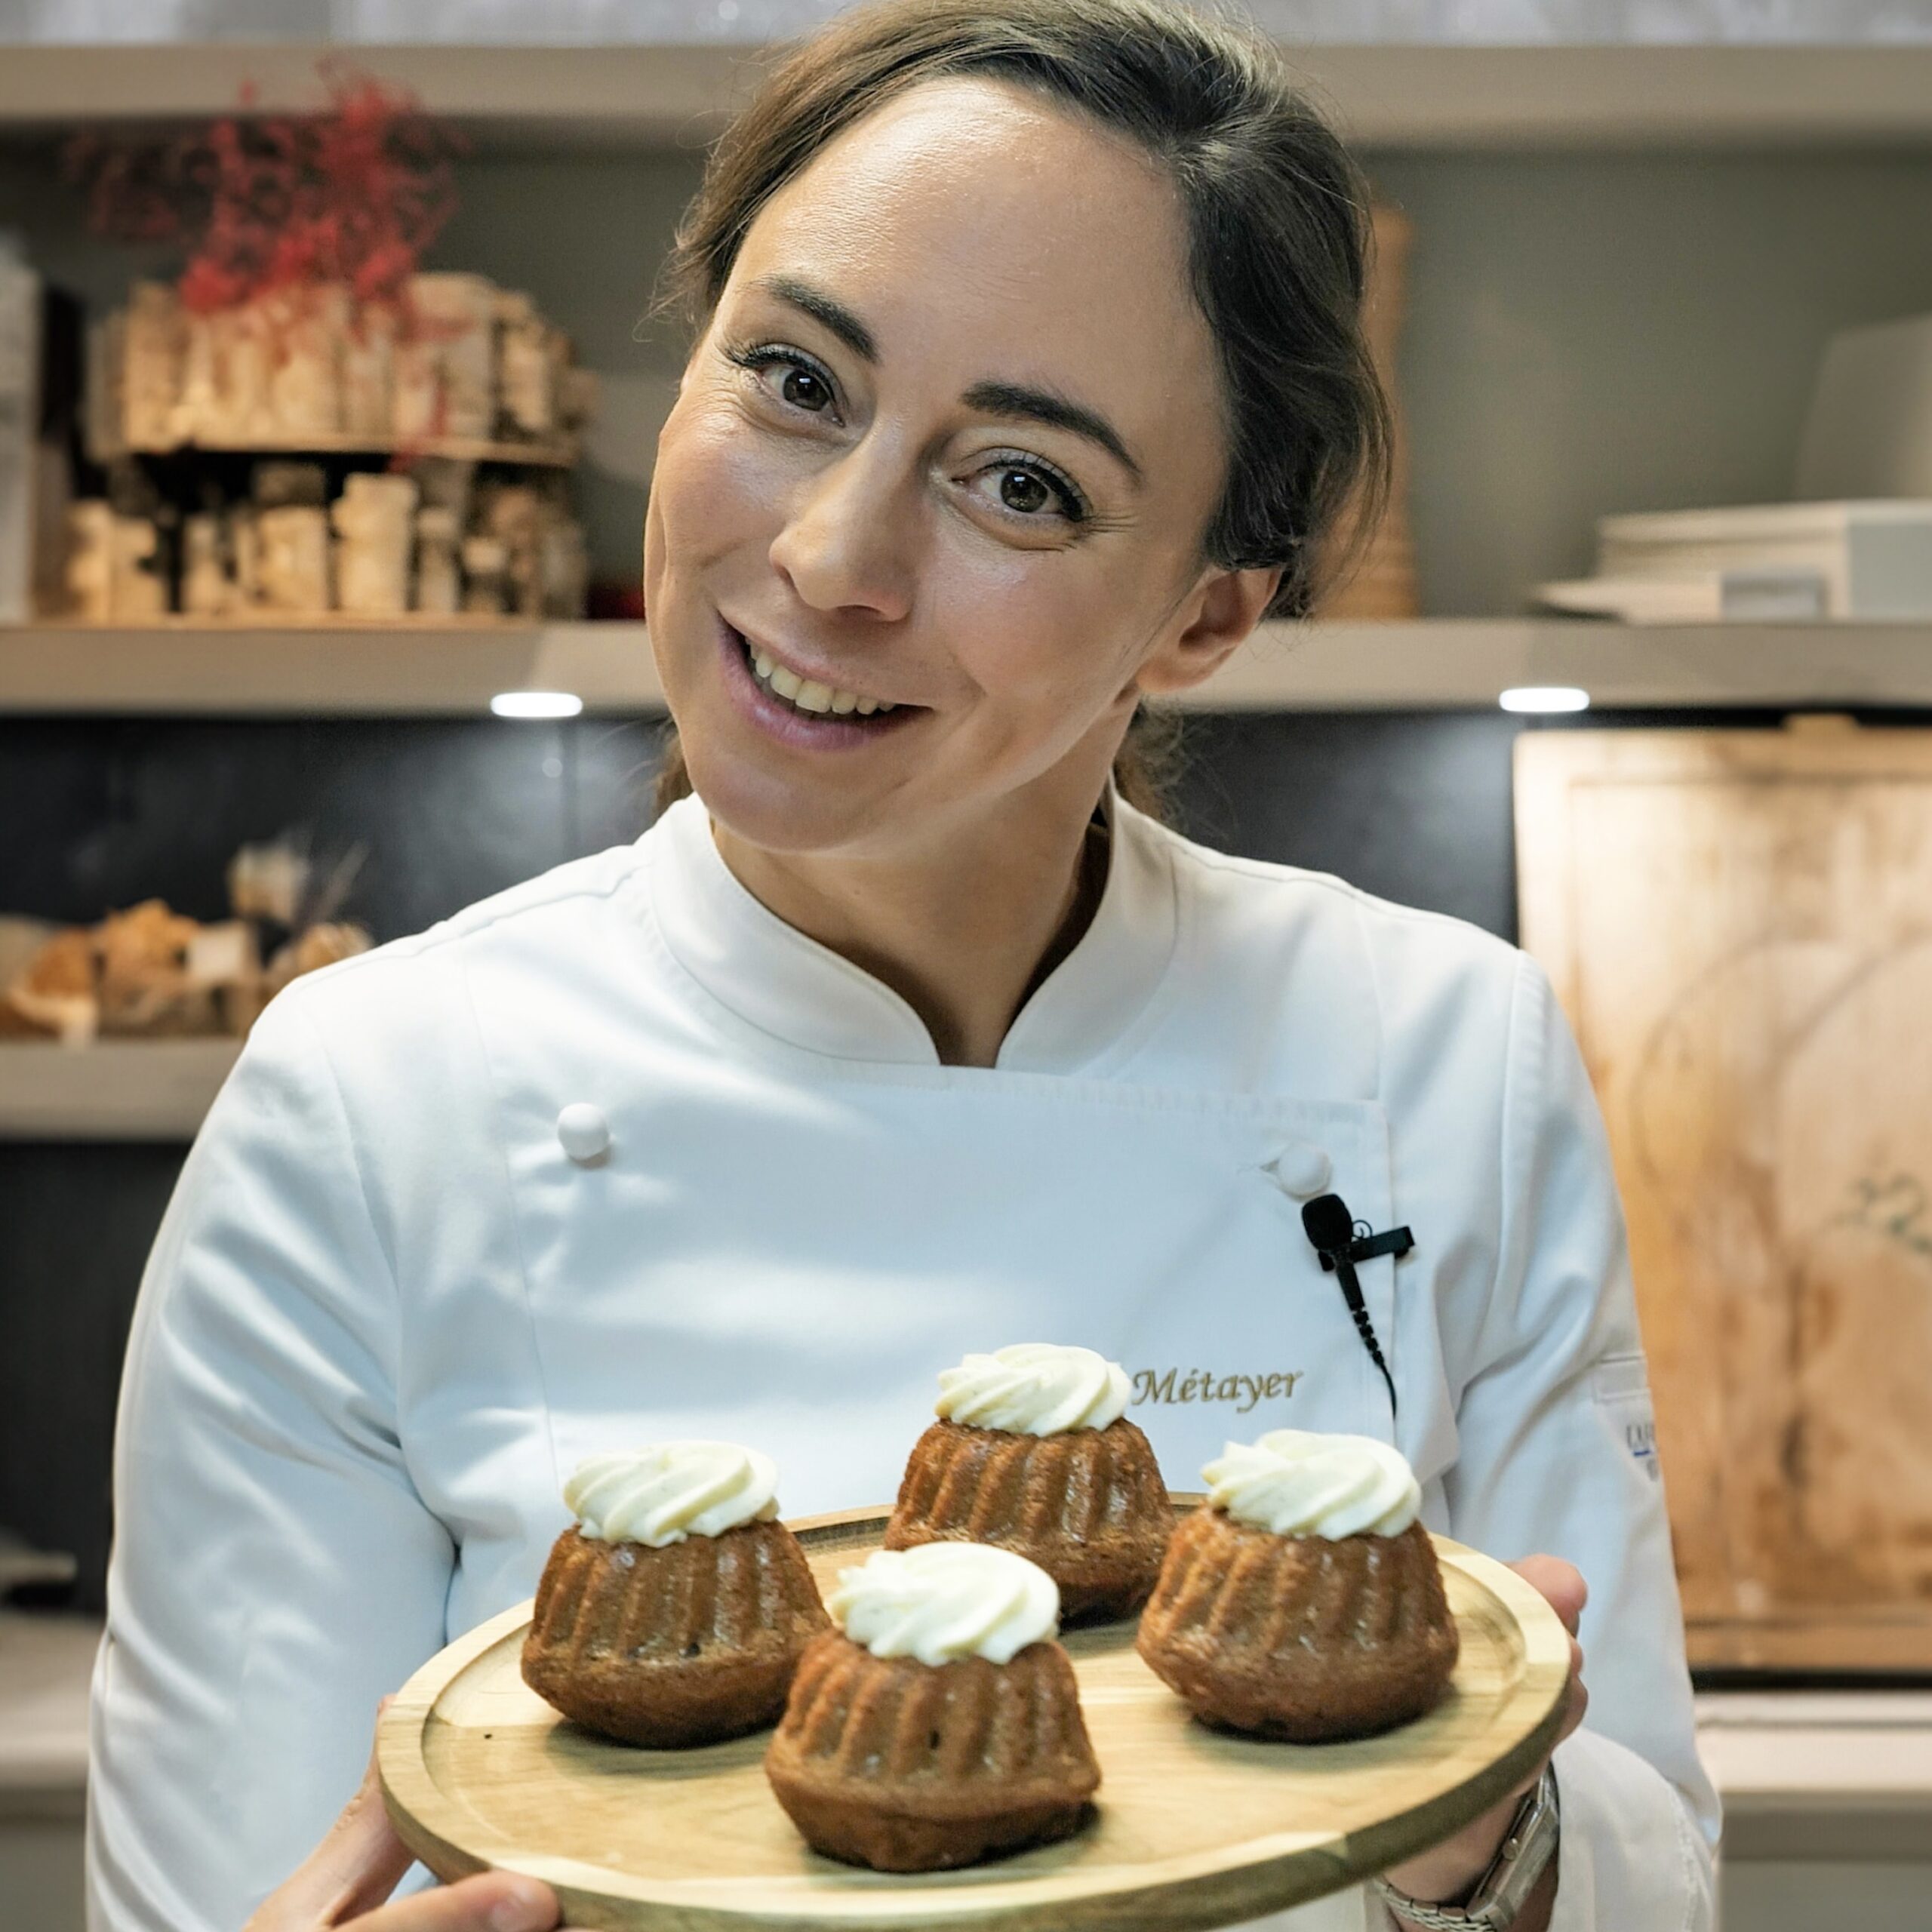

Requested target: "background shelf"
[
  {"left": 2, "top": 621, "right": 663, "bottom": 712},
  {"left": 0, "top": 1040, "right": 242, "bottom": 1140},
  {"left": 1210, "top": 620, "right": 1932, "bottom": 712},
  {"left": 8, "top": 45, "right": 1932, "bottom": 152},
  {"left": 6, "top": 620, "right": 1932, "bottom": 716},
  {"left": 122, "top": 432, "right": 578, "bottom": 468}
]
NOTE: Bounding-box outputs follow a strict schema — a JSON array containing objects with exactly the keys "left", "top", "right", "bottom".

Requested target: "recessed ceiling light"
[
  {"left": 1499, "top": 686, "right": 1590, "bottom": 715},
  {"left": 491, "top": 690, "right": 584, "bottom": 719}
]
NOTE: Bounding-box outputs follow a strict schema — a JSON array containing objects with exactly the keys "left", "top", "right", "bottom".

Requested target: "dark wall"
[
  {"left": 0, "top": 713, "right": 663, "bottom": 1609},
  {"left": 0, "top": 715, "right": 666, "bottom": 934},
  {"left": 1172, "top": 711, "right": 1527, "bottom": 940},
  {"left": 0, "top": 704, "right": 1900, "bottom": 1608}
]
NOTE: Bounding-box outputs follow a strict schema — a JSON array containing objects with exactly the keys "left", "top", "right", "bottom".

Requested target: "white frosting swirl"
[
  {"left": 1202, "top": 1429, "right": 1422, "bottom": 1540},
  {"left": 828, "top": 1543, "right": 1060, "bottom": 1666},
  {"left": 935, "top": 1343, "right": 1130, "bottom": 1436},
  {"left": 563, "top": 1441, "right": 780, "bottom": 1547}
]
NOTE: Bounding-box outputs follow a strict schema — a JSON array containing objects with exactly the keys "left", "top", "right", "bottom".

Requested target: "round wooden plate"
[{"left": 380, "top": 1504, "right": 1571, "bottom": 1932}]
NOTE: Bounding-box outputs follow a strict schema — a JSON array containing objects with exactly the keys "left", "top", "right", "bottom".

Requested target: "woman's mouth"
[
  {"left": 718, "top": 618, "right": 917, "bottom": 746},
  {"left": 745, "top": 638, "right": 895, "bottom": 718}
]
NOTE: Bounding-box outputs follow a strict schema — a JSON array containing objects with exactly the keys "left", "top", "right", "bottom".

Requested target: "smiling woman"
[
  {"left": 641, "top": 0, "right": 1387, "bottom": 843},
  {"left": 94, "top": 5, "right": 1714, "bottom": 1930}
]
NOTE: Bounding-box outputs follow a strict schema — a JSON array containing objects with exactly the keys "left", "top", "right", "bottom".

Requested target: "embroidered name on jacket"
[{"left": 1132, "top": 1368, "right": 1304, "bottom": 1414}]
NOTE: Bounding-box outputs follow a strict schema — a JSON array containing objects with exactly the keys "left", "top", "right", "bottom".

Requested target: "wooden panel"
[
  {"left": 380, "top": 1507, "right": 1569, "bottom": 1932},
  {"left": 1516, "top": 727, "right": 1932, "bottom": 1670}
]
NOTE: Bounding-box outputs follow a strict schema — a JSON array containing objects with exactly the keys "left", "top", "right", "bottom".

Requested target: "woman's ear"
[{"left": 1134, "top": 563, "right": 1284, "bottom": 697}]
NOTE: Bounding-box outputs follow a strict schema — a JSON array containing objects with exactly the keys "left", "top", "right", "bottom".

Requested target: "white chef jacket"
[{"left": 87, "top": 789, "right": 1719, "bottom": 1932}]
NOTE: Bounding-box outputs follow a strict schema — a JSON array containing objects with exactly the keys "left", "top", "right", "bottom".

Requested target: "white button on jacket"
[
  {"left": 88, "top": 792, "right": 1718, "bottom": 1932},
  {"left": 555, "top": 1101, "right": 611, "bottom": 1164},
  {"left": 1264, "top": 1139, "right": 1334, "bottom": 1200}
]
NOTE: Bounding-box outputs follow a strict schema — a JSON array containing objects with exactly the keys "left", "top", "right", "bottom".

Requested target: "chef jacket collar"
[{"left": 648, "top": 786, "right": 1180, "bottom": 1073}]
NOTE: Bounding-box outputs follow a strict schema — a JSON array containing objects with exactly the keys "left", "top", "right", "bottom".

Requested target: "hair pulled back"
[{"left": 651, "top": 0, "right": 1389, "bottom": 817}]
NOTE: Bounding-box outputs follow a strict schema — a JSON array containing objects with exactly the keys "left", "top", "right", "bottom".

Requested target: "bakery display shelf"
[
  {"left": 8, "top": 45, "right": 1932, "bottom": 152},
  {"left": 8, "top": 619, "right": 1932, "bottom": 717},
  {"left": 0, "top": 1038, "right": 242, "bottom": 1140},
  {"left": 122, "top": 432, "right": 578, "bottom": 469}
]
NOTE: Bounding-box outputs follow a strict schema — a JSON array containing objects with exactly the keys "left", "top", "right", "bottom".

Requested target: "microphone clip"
[
  {"left": 1299, "top": 1192, "right": 1409, "bottom": 1420},
  {"left": 1313, "top": 1221, "right": 1415, "bottom": 1272}
]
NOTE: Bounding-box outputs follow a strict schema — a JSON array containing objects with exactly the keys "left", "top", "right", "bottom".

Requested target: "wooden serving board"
[
  {"left": 379, "top": 1506, "right": 1569, "bottom": 1932},
  {"left": 1516, "top": 727, "right": 1932, "bottom": 1671}
]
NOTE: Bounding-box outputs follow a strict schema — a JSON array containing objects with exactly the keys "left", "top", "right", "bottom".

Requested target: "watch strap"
[{"left": 1372, "top": 1766, "right": 1560, "bottom": 1930}]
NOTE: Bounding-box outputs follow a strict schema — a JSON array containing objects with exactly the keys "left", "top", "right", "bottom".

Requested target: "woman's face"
[{"left": 644, "top": 76, "right": 1272, "bottom": 859}]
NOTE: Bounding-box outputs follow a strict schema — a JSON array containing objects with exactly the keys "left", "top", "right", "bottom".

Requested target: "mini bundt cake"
[
  {"left": 765, "top": 1543, "right": 1101, "bottom": 1872},
  {"left": 521, "top": 1441, "right": 828, "bottom": 1747},
  {"left": 1137, "top": 1429, "right": 1458, "bottom": 1742},
  {"left": 884, "top": 1343, "right": 1170, "bottom": 1620}
]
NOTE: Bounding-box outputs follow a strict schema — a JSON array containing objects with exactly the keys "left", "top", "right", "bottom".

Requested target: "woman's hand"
[
  {"left": 245, "top": 1713, "right": 560, "bottom": 1932},
  {"left": 1377, "top": 1556, "right": 1588, "bottom": 1915}
]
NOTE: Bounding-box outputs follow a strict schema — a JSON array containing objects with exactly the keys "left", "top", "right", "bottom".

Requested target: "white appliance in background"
[
  {"left": 1535, "top": 565, "right": 1827, "bottom": 625},
  {"left": 1536, "top": 308, "right": 1932, "bottom": 624},
  {"left": 0, "top": 240, "right": 40, "bottom": 623},
  {"left": 1797, "top": 311, "right": 1932, "bottom": 501},
  {"left": 1592, "top": 500, "right": 1932, "bottom": 620}
]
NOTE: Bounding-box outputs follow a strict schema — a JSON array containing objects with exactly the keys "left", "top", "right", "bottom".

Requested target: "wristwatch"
[{"left": 1372, "top": 1767, "right": 1560, "bottom": 1930}]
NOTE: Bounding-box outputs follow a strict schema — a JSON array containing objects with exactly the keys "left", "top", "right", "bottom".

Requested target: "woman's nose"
[{"left": 768, "top": 446, "right": 917, "bottom": 622}]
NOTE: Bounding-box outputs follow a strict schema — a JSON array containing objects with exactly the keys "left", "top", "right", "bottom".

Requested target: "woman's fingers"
[
  {"left": 1507, "top": 1557, "right": 1590, "bottom": 1749},
  {"left": 245, "top": 1734, "right": 414, "bottom": 1930},
  {"left": 346, "top": 1872, "right": 559, "bottom": 1932},
  {"left": 244, "top": 1741, "right": 561, "bottom": 1930},
  {"left": 1510, "top": 1554, "right": 1588, "bottom": 1635},
  {"left": 1558, "top": 1634, "right": 1589, "bottom": 1744},
  {"left": 244, "top": 1698, "right": 562, "bottom": 1930}
]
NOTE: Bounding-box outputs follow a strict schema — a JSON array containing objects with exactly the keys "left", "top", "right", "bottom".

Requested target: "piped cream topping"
[
  {"left": 748, "top": 643, "right": 896, "bottom": 718},
  {"left": 936, "top": 1343, "right": 1131, "bottom": 1436},
  {"left": 829, "top": 1543, "right": 1060, "bottom": 1665},
  {"left": 1203, "top": 1429, "right": 1421, "bottom": 1540},
  {"left": 563, "top": 1441, "right": 780, "bottom": 1547}
]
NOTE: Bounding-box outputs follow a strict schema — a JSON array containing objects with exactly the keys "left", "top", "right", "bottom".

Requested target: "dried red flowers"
[{"left": 67, "top": 63, "right": 464, "bottom": 315}]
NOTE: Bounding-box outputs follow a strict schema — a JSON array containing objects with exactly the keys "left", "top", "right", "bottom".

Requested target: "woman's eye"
[
  {"left": 997, "top": 469, "right": 1052, "bottom": 515},
  {"left": 773, "top": 361, "right": 833, "bottom": 413},
  {"left": 729, "top": 345, "right": 838, "bottom": 417},
  {"left": 971, "top": 459, "right": 1086, "bottom": 525}
]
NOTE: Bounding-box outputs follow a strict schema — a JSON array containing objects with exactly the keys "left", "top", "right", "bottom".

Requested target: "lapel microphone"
[{"left": 1300, "top": 1192, "right": 1408, "bottom": 1420}]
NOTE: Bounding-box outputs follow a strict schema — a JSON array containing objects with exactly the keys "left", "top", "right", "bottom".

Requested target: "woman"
[{"left": 88, "top": 3, "right": 1718, "bottom": 1928}]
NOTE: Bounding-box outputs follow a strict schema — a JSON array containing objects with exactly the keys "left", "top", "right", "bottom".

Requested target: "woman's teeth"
[{"left": 749, "top": 645, "right": 894, "bottom": 718}]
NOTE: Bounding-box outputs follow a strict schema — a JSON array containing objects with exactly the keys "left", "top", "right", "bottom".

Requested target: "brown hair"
[{"left": 649, "top": 0, "right": 1389, "bottom": 818}]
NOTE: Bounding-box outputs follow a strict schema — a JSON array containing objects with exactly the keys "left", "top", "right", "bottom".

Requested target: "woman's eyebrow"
[
  {"left": 749, "top": 272, "right": 1144, "bottom": 487},
  {"left": 959, "top": 379, "right": 1143, "bottom": 486},
  {"left": 754, "top": 274, "right": 879, "bottom": 361}
]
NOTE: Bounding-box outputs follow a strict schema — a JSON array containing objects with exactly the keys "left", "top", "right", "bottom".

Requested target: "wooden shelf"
[
  {"left": 0, "top": 621, "right": 662, "bottom": 712},
  {"left": 7, "top": 45, "right": 1932, "bottom": 153},
  {"left": 1210, "top": 619, "right": 1932, "bottom": 712},
  {"left": 0, "top": 1040, "right": 241, "bottom": 1140},
  {"left": 124, "top": 432, "right": 578, "bottom": 468},
  {"left": 7, "top": 620, "right": 1932, "bottom": 717},
  {"left": 28, "top": 613, "right": 592, "bottom": 630}
]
